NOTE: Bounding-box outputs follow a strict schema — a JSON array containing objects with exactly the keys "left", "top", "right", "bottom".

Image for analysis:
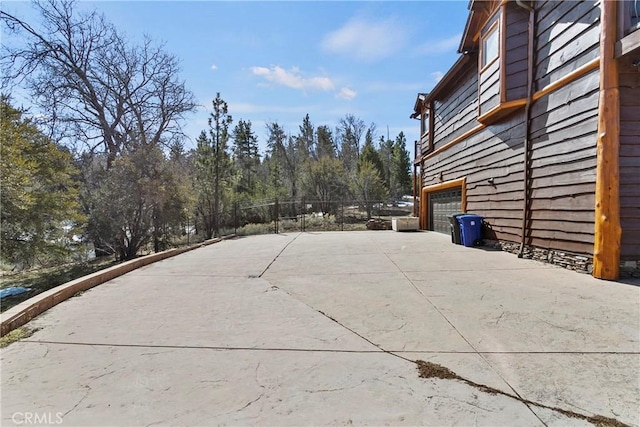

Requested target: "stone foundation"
[
  {"left": 620, "top": 260, "right": 640, "bottom": 278},
  {"left": 484, "top": 240, "right": 640, "bottom": 278},
  {"left": 483, "top": 240, "right": 593, "bottom": 274}
]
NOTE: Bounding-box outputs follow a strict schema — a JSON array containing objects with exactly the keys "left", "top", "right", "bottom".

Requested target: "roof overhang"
[
  {"left": 459, "top": 0, "right": 499, "bottom": 54},
  {"left": 410, "top": 93, "right": 429, "bottom": 119},
  {"left": 423, "top": 53, "right": 475, "bottom": 105}
]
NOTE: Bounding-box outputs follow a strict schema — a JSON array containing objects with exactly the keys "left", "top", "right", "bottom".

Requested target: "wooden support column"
[
  {"left": 413, "top": 163, "right": 418, "bottom": 217},
  {"left": 593, "top": 0, "right": 621, "bottom": 280}
]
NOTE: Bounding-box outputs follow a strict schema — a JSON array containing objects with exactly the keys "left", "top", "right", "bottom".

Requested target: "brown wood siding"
[
  {"left": 525, "top": 68, "right": 600, "bottom": 255},
  {"left": 504, "top": 3, "right": 530, "bottom": 102},
  {"left": 424, "top": 113, "right": 526, "bottom": 243},
  {"left": 432, "top": 65, "right": 478, "bottom": 149},
  {"left": 619, "top": 55, "right": 640, "bottom": 260},
  {"left": 480, "top": 59, "right": 501, "bottom": 115},
  {"left": 421, "top": 1, "right": 602, "bottom": 257},
  {"left": 534, "top": 0, "right": 601, "bottom": 91}
]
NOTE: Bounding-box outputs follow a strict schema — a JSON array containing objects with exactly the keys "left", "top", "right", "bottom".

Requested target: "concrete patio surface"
[{"left": 1, "top": 231, "right": 639, "bottom": 426}]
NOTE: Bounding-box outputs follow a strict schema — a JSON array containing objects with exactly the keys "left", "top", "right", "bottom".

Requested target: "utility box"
[
  {"left": 392, "top": 217, "right": 419, "bottom": 231},
  {"left": 447, "top": 213, "right": 465, "bottom": 244},
  {"left": 457, "top": 214, "right": 484, "bottom": 247}
]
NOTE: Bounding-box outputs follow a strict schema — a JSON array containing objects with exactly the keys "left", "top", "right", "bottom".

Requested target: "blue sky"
[{"left": 4, "top": 1, "right": 470, "bottom": 157}]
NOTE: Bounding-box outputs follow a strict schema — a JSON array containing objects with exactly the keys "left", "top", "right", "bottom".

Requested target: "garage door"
[{"left": 429, "top": 188, "right": 462, "bottom": 234}]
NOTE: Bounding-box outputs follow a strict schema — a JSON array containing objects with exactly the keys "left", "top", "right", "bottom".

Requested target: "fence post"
[
  {"left": 301, "top": 197, "right": 305, "bottom": 232},
  {"left": 341, "top": 200, "right": 344, "bottom": 231},
  {"left": 234, "top": 202, "right": 238, "bottom": 235},
  {"left": 275, "top": 198, "right": 279, "bottom": 234}
]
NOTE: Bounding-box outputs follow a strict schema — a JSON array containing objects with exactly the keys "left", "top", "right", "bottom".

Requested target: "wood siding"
[
  {"left": 432, "top": 64, "right": 479, "bottom": 150},
  {"left": 534, "top": 0, "right": 601, "bottom": 91},
  {"left": 526, "top": 69, "right": 600, "bottom": 254},
  {"left": 480, "top": 58, "right": 501, "bottom": 115},
  {"left": 504, "top": 3, "right": 530, "bottom": 102},
  {"left": 619, "top": 54, "right": 640, "bottom": 260},
  {"left": 424, "top": 112, "right": 525, "bottom": 243},
  {"left": 422, "top": 0, "right": 601, "bottom": 256}
]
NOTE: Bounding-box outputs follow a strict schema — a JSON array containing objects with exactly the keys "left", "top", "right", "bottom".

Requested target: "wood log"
[{"left": 593, "top": 0, "right": 621, "bottom": 280}]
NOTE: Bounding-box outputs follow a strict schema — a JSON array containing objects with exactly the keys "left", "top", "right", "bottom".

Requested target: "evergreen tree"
[
  {"left": 232, "top": 119, "right": 260, "bottom": 195},
  {"left": 1, "top": 96, "right": 84, "bottom": 267},
  {"left": 266, "top": 122, "right": 302, "bottom": 202},
  {"left": 194, "top": 93, "right": 233, "bottom": 238},
  {"left": 359, "top": 132, "right": 385, "bottom": 181},
  {"left": 315, "top": 125, "right": 336, "bottom": 159},
  {"left": 265, "top": 122, "right": 289, "bottom": 199},
  {"left": 297, "top": 114, "right": 315, "bottom": 160},
  {"left": 391, "top": 131, "right": 412, "bottom": 200},
  {"left": 378, "top": 135, "right": 394, "bottom": 191}
]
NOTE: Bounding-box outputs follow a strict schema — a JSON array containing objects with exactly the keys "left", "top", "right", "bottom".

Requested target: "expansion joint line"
[
  {"left": 366, "top": 237, "right": 632, "bottom": 427},
  {"left": 258, "top": 232, "right": 301, "bottom": 278},
  {"left": 367, "top": 236, "right": 548, "bottom": 427}
]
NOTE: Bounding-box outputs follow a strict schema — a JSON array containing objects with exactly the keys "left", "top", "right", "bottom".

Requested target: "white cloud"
[
  {"left": 431, "top": 71, "right": 444, "bottom": 83},
  {"left": 211, "top": 64, "right": 218, "bottom": 71},
  {"left": 415, "top": 33, "right": 462, "bottom": 56},
  {"left": 336, "top": 87, "right": 357, "bottom": 100},
  {"left": 320, "top": 17, "right": 407, "bottom": 62},
  {"left": 250, "top": 65, "right": 334, "bottom": 92}
]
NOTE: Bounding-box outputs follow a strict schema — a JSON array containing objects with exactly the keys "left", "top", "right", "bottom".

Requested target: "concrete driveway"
[{"left": 1, "top": 231, "right": 639, "bottom": 426}]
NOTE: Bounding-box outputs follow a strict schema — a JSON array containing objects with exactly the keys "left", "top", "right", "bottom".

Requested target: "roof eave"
[{"left": 423, "top": 53, "right": 474, "bottom": 104}]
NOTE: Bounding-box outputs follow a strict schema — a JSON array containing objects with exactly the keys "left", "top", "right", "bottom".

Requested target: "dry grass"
[
  {"left": 0, "top": 258, "right": 118, "bottom": 312},
  {"left": 0, "top": 326, "right": 39, "bottom": 348}
]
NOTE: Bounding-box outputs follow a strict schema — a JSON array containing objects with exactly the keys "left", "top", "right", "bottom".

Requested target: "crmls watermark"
[{"left": 11, "top": 412, "right": 64, "bottom": 425}]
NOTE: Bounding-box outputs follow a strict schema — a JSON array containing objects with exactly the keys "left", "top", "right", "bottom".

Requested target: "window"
[
  {"left": 419, "top": 104, "right": 433, "bottom": 154},
  {"left": 616, "top": 0, "right": 640, "bottom": 57},
  {"left": 482, "top": 23, "right": 499, "bottom": 68},
  {"left": 420, "top": 110, "right": 428, "bottom": 136}
]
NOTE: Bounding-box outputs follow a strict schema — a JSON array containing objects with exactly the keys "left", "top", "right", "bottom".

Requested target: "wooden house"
[{"left": 411, "top": 0, "right": 639, "bottom": 280}]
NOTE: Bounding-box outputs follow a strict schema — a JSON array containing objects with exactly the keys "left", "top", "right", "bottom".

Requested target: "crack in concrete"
[
  {"left": 62, "top": 384, "right": 91, "bottom": 418},
  {"left": 368, "top": 236, "right": 549, "bottom": 426},
  {"left": 224, "top": 393, "right": 265, "bottom": 416},
  {"left": 89, "top": 368, "right": 120, "bottom": 382},
  {"left": 416, "top": 360, "right": 631, "bottom": 427},
  {"left": 303, "top": 379, "right": 367, "bottom": 394}
]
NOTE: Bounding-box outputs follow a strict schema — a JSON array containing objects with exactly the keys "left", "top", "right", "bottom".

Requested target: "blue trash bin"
[{"left": 457, "top": 214, "right": 484, "bottom": 247}]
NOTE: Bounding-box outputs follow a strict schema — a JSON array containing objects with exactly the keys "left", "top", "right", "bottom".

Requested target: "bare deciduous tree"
[{"left": 1, "top": 0, "right": 196, "bottom": 166}]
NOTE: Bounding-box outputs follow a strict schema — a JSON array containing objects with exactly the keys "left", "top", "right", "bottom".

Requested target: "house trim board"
[{"left": 420, "top": 177, "right": 467, "bottom": 230}]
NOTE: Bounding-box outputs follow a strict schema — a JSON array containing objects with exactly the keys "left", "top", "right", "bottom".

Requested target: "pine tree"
[
  {"left": 359, "top": 135, "right": 385, "bottom": 182},
  {"left": 194, "top": 93, "right": 233, "bottom": 238},
  {"left": 297, "top": 114, "right": 315, "bottom": 161},
  {"left": 378, "top": 135, "right": 394, "bottom": 190},
  {"left": 232, "top": 119, "right": 260, "bottom": 195},
  {"left": 391, "top": 131, "right": 412, "bottom": 200},
  {"left": 315, "top": 125, "right": 336, "bottom": 159}
]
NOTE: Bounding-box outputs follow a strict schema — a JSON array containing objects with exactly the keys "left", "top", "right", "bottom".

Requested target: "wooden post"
[
  {"left": 593, "top": 0, "right": 621, "bottom": 280},
  {"left": 420, "top": 187, "right": 428, "bottom": 230},
  {"left": 413, "top": 163, "right": 418, "bottom": 217}
]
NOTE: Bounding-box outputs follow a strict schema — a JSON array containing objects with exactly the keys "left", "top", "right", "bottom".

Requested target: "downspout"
[{"left": 516, "top": 0, "right": 535, "bottom": 258}]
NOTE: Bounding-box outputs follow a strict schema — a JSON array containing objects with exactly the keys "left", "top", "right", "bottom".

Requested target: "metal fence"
[{"left": 176, "top": 198, "right": 415, "bottom": 245}]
